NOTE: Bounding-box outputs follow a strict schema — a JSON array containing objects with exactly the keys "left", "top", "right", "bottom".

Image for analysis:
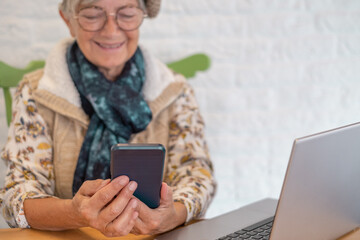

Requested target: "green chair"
[
  {"left": 0, "top": 60, "right": 45, "bottom": 126},
  {"left": 167, "top": 53, "right": 211, "bottom": 79},
  {"left": 0, "top": 53, "right": 211, "bottom": 126}
]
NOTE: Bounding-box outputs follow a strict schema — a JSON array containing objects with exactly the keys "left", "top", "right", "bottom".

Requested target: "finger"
[
  {"left": 160, "top": 182, "right": 173, "bottom": 206},
  {"left": 78, "top": 179, "right": 111, "bottom": 196},
  {"left": 105, "top": 198, "right": 139, "bottom": 236},
  {"left": 132, "top": 215, "right": 148, "bottom": 235},
  {"left": 89, "top": 175, "right": 129, "bottom": 210},
  {"left": 135, "top": 183, "right": 168, "bottom": 221},
  {"left": 135, "top": 195, "right": 152, "bottom": 221},
  {"left": 93, "top": 179, "right": 112, "bottom": 194},
  {"left": 98, "top": 181, "right": 138, "bottom": 223},
  {"left": 131, "top": 183, "right": 174, "bottom": 235}
]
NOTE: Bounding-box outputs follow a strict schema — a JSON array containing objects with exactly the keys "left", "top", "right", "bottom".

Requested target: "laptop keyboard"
[{"left": 216, "top": 216, "right": 274, "bottom": 240}]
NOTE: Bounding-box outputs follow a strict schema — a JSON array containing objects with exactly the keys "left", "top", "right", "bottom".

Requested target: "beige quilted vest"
[{"left": 24, "top": 69, "right": 186, "bottom": 199}]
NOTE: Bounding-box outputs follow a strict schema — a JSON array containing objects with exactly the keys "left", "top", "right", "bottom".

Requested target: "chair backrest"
[
  {"left": 0, "top": 54, "right": 211, "bottom": 126},
  {"left": 167, "top": 53, "right": 211, "bottom": 79},
  {"left": 0, "top": 60, "right": 45, "bottom": 126}
]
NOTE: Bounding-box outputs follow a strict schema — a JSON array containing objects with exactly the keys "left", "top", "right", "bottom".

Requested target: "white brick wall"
[{"left": 1, "top": 0, "right": 360, "bottom": 229}]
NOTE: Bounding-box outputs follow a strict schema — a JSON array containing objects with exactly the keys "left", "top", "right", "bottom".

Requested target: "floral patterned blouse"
[{"left": 0, "top": 79, "right": 216, "bottom": 228}]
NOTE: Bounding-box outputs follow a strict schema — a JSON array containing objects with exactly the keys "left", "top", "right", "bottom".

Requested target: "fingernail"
[
  {"left": 131, "top": 199, "right": 138, "bottom": 209},
  {"left": 129, "top": 181, "right": 137, "bottom": 191},
  {"left": 116, "top": 176, "right": 128, "bottom": 186}
]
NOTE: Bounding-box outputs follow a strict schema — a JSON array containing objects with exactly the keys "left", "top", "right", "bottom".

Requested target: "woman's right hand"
[{"left": 71, "top": 175, "right": 139, "bottom": 237}]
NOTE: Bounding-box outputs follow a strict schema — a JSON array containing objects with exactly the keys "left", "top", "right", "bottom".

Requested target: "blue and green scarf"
[{"left": 66, "top": 42, "right": 152, "bottom": 195}]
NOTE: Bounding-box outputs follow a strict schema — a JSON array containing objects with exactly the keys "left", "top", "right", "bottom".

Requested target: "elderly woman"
[{"left": 0, "top": 0, "right": 216, "bottom": 236}]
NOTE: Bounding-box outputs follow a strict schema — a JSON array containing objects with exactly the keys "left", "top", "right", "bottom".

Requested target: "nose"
[{"left": 101, "top": 13, "right": 122, "bottom": 36}]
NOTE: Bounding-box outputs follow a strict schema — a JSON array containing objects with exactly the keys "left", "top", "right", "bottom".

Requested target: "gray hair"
[{"left": 59, "top": 0, "right": 146, "bottom": 18}]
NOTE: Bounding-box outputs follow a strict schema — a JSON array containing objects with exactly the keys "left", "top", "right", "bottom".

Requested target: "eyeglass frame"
[{"left": 73, "top": 5, "right": 148, "bottom": 32}]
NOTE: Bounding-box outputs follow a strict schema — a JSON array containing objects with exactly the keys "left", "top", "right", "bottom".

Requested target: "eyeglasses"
[{"left": 74, "top": 5, "right": 147, "bottom": 32}]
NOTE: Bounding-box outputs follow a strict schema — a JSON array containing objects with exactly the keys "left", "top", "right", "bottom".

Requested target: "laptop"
[{"left": 156, "top": 122, "right": 360, "bottom": 240}]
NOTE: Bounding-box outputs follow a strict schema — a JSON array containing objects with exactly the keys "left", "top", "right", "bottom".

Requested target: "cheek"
[
  {"left": 126, "top": 31, "right": 140, "bottom": 54},
  {"left": 75, "top": 31, "right": 98, "bottom": 54},
  {"left": 76, "top": 31, "right": 95, "bottom": 44},
  {"left": 128, "top": 31, "right": 139, "bottom": 42}
]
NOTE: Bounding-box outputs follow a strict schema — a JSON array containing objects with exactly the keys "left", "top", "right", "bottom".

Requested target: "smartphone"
[{"left": 110, "top": 143, "right": 166, "bottom": 209}]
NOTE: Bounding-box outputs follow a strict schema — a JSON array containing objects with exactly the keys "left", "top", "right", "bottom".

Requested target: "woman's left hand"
[{"left": 131, "top": 182, "right": 187, "bottom": 235}]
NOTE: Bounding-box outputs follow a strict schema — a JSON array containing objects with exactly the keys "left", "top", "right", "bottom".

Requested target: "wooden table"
[
  {"left": 0, "top": 227, "right": 155, "bottom": 240},
  {"left": 1, "top": 225, "right": 360, "bottom": 239}
]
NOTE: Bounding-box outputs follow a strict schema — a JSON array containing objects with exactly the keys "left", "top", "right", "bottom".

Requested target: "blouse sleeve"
[
  {"left": 0, "top": 81, "right": 55, "bottom": 228},
  {"left": 165, "top": 83, "right": 217, "bottom": 223}
]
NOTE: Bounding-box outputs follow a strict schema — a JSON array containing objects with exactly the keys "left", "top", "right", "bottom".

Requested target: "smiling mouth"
[{"left": 96, "top": 42, "right": 124, "bottom": 49}]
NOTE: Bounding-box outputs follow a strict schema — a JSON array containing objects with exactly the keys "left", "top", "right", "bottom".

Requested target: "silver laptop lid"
[{"left": 270, "top": 122, "right": 360, "bottom": 240}]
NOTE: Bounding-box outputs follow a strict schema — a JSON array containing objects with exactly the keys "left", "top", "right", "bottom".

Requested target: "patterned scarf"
[{"left": 66, "top": 42, "right": 152, "bottom": 195}]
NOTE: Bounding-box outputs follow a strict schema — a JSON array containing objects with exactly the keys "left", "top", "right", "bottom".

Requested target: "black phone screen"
[{"left": 110, "top": 144, "right": 165, "bottom": 209}]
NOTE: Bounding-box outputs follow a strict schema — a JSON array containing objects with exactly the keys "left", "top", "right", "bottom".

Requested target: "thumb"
[
  {"left": 78, "top": 179, "right": 111, "bottom": 196},
  {"left": 160, "top": 182, "right": 173, "bottom": 205}
]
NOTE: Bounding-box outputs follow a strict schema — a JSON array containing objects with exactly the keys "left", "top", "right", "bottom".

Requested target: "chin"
[{"left": 95, "top": 58, "right": 126, "bottom": 68}]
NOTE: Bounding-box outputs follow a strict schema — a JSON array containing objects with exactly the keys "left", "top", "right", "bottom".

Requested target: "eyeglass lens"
[{"left": 77, "top": 6, "right": 144, "bottom": 31}]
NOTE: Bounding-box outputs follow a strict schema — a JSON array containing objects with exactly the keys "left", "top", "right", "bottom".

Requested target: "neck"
[{"left": 98, "top": 65, "right": 124, "bottom": 82}]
